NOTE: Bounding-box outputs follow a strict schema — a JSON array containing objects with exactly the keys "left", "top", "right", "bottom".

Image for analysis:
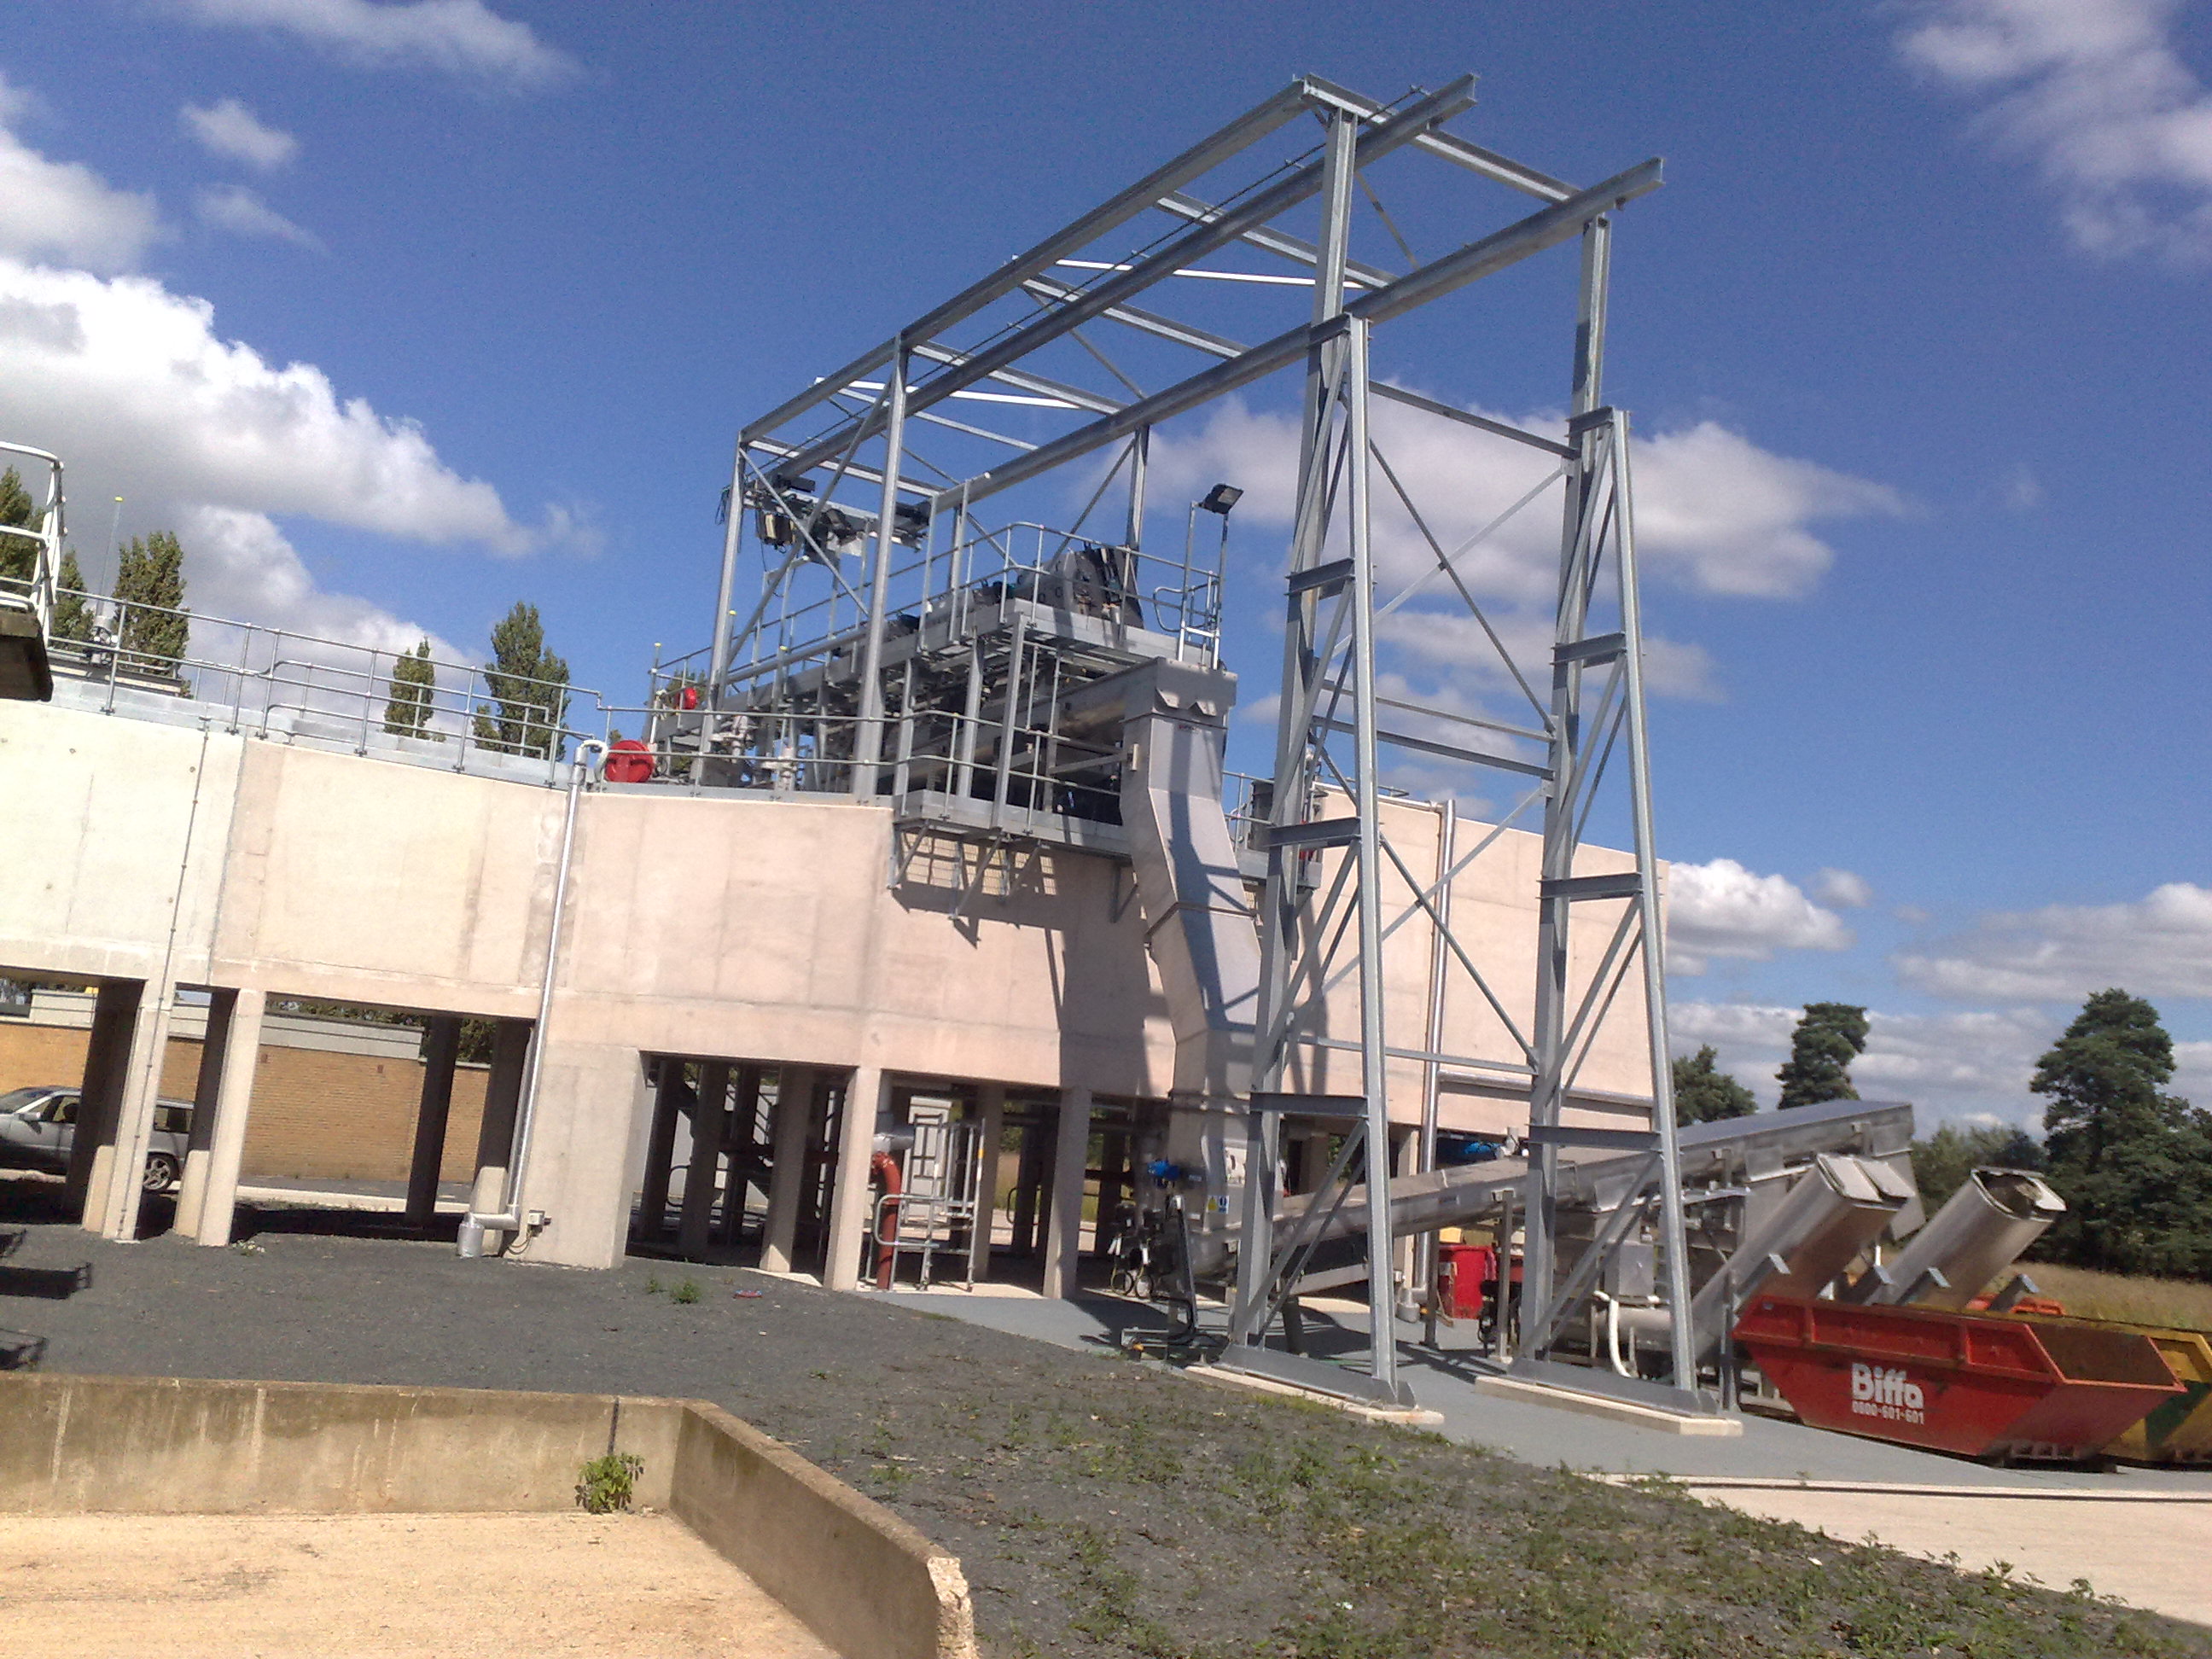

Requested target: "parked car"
[{"left": 0, "top": 1085, "right": 193, "bottom": 1193}]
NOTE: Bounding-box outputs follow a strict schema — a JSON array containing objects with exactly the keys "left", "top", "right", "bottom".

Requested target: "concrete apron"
[
  {"left": 0, "top": 1372, "right": 976, "bottom": 1659},
  {"left": 1674, "top": 1479, "right": 2212, "bottom": 1630}
]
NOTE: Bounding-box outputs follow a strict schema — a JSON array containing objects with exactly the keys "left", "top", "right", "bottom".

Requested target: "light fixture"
[{"left": 1198, "top": 483, "right": 1243, "bottom": 515}]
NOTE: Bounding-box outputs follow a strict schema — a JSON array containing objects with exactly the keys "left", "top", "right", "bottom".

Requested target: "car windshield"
[{"left": 0, "top": 1087, "right": 49, "bottom": 1115}]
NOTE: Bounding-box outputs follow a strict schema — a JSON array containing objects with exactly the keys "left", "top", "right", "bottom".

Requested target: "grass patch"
[{"left": 2029, "top": 1263, "right": 2212, "bottom": 1330}]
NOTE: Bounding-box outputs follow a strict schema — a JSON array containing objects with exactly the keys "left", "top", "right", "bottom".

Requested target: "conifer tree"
[
  {"left": 473, "top": 601, "right": 569, "bottom": 758},
  {"left": 1672, "top": 1045, "right": 1757, "bottom": 1123},
  {"left": 0, "top": 467, "right": 36, "bottom": 586},
  {"left": 2032, "top": 988, "right": 2212, "bottom": 1278},
  {"left": 1776, "top": 1002, "right": 1869, "bottom": 1109},
  {"left": 51, "top": 549, "right": 95, "bottom": 643},
  {"left": 383, "top": 638, "right": 441, "bottom": 740},
  {"left": 113, "top": 529, "right": 189, "bottom": 668}
]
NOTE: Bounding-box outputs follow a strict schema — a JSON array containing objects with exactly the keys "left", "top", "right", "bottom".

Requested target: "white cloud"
[
  {"left": 1155, "top": 397, "right": 1901, "bottom": 607},
  {"left": 195, "top": 184, "right": 324, "bottom": 252},
  {"left": 174, "top": 0, "right": 580, "bottom": 91},
  {"left": 1899, "top": 0, "right": 2212, "bottom": 262},
  {"left": 179, "top": 504, "right": 463, "bottom": 659},
  {"left": 180, "top": 97, "right": 298, "bottom": 170},
  {"left": 0, "top": 76, "right": 163, "bottom": 272},
  {"left": 1632, "top": 422, "right": 1906, "bottom": 598},
  {"left": 1670, "top": 998, "right": 2065, "bottom": 1126},
  {"left": 1665, "top": 858, "right": 1854, "bottom": 975},
  {"left": 0, "top": 256, "right": 527, "bottom": 550},
  {"left": 2000, "top": 460, "right": 2046, "bottom": 510},
  {"left": 1813, "top": 867, "right": 1874, "bottom": 908},
  {"left": 1895, "top": 882, "right": 2212, "bottom": 1002}
]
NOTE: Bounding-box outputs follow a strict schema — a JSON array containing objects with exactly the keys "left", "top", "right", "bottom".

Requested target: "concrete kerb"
[{"left": 0, "top": 1373, "right": 976, "bottom": 1659}]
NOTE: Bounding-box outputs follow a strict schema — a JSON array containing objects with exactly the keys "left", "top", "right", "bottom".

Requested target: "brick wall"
[{"left": 0, "top": 1021, "right": 491, "bottom": 1184}]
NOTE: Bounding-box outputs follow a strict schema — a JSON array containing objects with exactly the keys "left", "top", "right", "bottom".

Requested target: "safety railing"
[
  {"left": 0, "top": 441, "right": 63, "bottom": 647},
  {"left": 713, "top": 512, "right": 1225, "bottom": 705},
  {"left": 44, "top": 588, "right": 598, "bottom": 784}
]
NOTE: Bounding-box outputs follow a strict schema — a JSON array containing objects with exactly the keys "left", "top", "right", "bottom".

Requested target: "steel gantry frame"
[{"left": 691, "top": 74, "right": 1693, "bottom": 1400}]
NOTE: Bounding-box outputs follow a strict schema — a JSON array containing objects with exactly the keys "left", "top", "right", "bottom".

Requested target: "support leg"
[
  {"left": 469, "top": 1019, "right": 531, "bottom": 1254},
  {"left": 968, "top": 1082, "right": 1004, "bottom": 1284},
  {"left": 67, "top": 981, "right": 142, "bottom": 1225},
  {"left": 173, "top": 987, "right": 237, "bottom": 1239},
  {"left": 824, "top": 1064, "right": 884, "bottom": 1293},
  {"left": 88, "top": 978, "right": 177, "bottom": 1243},
  {"left": 405, "top": 1016, "right": 463, "bottom": 1233},
  {"left": 717, "top": 1065, "right": 763, "bottom": 1246},
  {"left": 760, "top": 1065, "right": 812, "bottom": 1272},
  {"left": 194, "top": 988, "right": 265, "bottom": 1249},
  {"left": 678, "top": 1061, "right": 731, "bottom": 1256},
  {"left": 637, "top": 1061, "right": 689, "bottom": 1238},
  {"left": 1045, "top": 1086, "right": 1092, "bottom": 1301}
]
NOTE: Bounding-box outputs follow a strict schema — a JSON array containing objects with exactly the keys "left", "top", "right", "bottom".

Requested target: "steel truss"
[{"left": 695, "top": 75, "right": 1692, "bottom": 1400}]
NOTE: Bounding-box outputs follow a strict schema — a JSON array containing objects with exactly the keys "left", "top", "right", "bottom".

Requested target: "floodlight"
[{"left": 1198, "top": 483, "right": 1243, "bottom": 515}]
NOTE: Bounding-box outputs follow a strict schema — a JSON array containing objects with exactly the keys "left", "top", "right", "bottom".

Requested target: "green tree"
[
  {"left": 1672, "top": 1045, "right": 1756, "bottom": 1124},
  {"left": 51, "top": 548, "right": 95, "bottom": 643},
  {"left": 1909, "top": 1122, "right": 2044, "bottom": 1214},
  {"left": 113, "top": 529, "right": 189, "bottom": 669},
  {"left": 383, "top": 638, "right": 441, "bottom": 741},
  {"left": 1776, "top": 1002, "right": 1869, "bottom": 1109},
  {"left": 473, "top": 601, "right": 569, "bottom": 759},
  {"left": 0, "top": 466, "right": 37, "bottom": 586},
  {"left": 2031, "top": 988, "right": 2212, "bottom": 1278}
]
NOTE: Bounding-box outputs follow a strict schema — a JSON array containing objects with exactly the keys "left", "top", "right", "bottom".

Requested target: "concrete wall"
[
  {"left": 0, "top": 1371, "right": 976, "bottom": 1659},
  {"left": 0, "top": 697, "right": 1663, "bottom": 1269}
]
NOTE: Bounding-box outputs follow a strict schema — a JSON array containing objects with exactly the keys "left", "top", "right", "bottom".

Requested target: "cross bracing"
[{"left": 684, "top": 75, "right": 1693, "bottom": 1406}]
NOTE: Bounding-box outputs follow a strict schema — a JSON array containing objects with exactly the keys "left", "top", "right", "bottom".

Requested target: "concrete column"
[
  {"left": 678, "top": 1061, "right": 731, "bottom": 1256},
  {"left": 469, "top": 1019, "right": 532, "bottom": 1253},
  {"left": 637, "top": 1060, "right": 689, "bottom": 1239},
  {"left": 172, "top": 987, "right": 237, "bottom": 1239},
  {"left": 102, "top": 981, "right": 183, "bottom": 1243},
  {"left": 194, "top": 987, "right": 265, "bottom": 1249},
  {"left": 760, "top": 1066, "right": 814, "bottom": 1273},
  {"left": 1045, "top": 1086, "right": 1093, "bottom": 1301},
  {"left": 967, "top": 1082, "right": 1005, "bottom": 1284},
  {"left": 717, "top": 1065, "right": 763, "bottom": 1246},
  {"left": 67, "top": 980, "right": 142, "bottom": 1221},
  {"left": 823, "top": 1064, "right": 885, "bottom": 1293},
  {"left": 404, "top": 1016, "right": 463, "bottom": 1233}
]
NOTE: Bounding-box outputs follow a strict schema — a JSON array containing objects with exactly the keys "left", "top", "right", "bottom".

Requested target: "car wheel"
[{"left": 142, "top": 1153, "right": 180, "bottom": 1195}]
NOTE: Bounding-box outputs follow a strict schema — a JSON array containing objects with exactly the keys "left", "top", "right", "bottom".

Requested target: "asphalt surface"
[{"left": 4, "top": 1203, "right": 2208, "bottom": 1658}]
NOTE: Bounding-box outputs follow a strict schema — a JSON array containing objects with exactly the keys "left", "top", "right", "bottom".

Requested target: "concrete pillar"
[
  {"left": 404, "top": 1016, "right": 463, "bottom": 1233},
  {"left": 172, "top": 988, "right": 237, "bottom": 1239},
  {"left": 67, "top": 981, "right": 142, "bottom": 1221},
  {"left": 760, "top": 1066, "right": 814, "bottom": 1273},
  {"left": 1010, "top": 1116, "right": 1043, "bottom": 1257},
  {"left": 83, "top": 977, "right": 177, "bottom": 1242},
  {"left": 1045, "top": 1086, "right": 1092, "bottom": 1301},
  {"left": 469, "top": 1019, "right": 532, "bottom": 1254},
  {"left": 637, "top": 1060, "right": 689, "bottom": 1239},
  {"left": 824, "top": 1064, "right": 885, "bottom": 1293},
  {"left": 717, "top": 1065, "right": 763, "bottom": 1246},
  {"left": 968, "top": 1082, "right": 1005, "bottom": 1284},
  {"left": 678, "top": 1060, "right": 731, "bottom": 1256},
  {"left": 194, "top": 988, "right": 265, "bottom": 1249}
]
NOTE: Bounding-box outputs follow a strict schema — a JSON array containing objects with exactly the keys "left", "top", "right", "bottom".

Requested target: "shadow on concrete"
[{"left": 231, "top": 1204, "right": 463, "bottom": 1246}]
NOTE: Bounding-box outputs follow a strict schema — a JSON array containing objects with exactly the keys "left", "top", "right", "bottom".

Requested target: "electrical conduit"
[{"left": 459, "top": 738, "right": 605, "bottom": 1259}]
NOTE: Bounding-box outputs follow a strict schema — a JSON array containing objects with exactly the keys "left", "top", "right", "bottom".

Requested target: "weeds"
[{"left": 574, "top": 1451, "right": 643, "bottom": 1515}]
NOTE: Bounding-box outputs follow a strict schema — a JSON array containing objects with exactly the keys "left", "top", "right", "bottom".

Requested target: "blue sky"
[{"left": 1, "top": 1, "right": 2206, "bottom": 1124}]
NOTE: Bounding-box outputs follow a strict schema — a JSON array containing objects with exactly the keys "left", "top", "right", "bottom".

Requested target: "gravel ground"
[{"left": 3, "top": 1199, "right": 2207, "bottom": 1659}]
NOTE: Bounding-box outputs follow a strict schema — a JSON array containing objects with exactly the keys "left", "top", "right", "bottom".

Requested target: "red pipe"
[{"left": 871, "top": 1150, "right": 902, "bottom": 1290}]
